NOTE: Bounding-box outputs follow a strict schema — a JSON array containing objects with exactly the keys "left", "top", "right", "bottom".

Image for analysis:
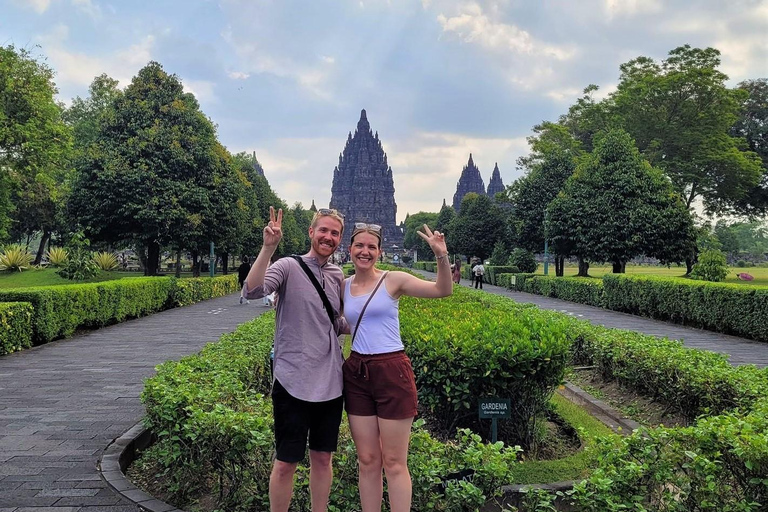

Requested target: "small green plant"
[
  {"left": 46, "top": 246, "right": 68, "bottom": 267},
  {"left": 0, "top": 244, "right": 33, "bottom": 272},
  {"left": 93, "top": 251, "right": 118, "bottom": 271},
  {"left": 690, "top": 249, "right": 728, "bottom": 282},
  {"left": 57, "top": 232, "right": 100, "bottom": 280}
]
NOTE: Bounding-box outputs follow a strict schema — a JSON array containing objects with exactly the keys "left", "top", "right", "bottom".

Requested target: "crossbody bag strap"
[
  {"left": 291, "top": 255, "right": 336, "bottom": 326},
  {"left": 350, "top": 271, "right": 388, "bottom": 346}
]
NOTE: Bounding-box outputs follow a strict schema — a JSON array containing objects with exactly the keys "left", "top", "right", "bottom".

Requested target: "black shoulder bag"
[{"left": 290, "top": 255, "right": 336, "bottom": 326}]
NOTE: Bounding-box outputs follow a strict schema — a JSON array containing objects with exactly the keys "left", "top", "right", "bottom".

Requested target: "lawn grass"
[
  {"left": 537, "top": 263, "right": 768, "bottom": 287},
  {"left": 508, "top": 392, "right": 614, "bottom": 484}
]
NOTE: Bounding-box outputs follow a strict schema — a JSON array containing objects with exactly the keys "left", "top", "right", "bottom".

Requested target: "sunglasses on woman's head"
[{"left": 354, "top": 222, "right": 382, "bottom": 232}]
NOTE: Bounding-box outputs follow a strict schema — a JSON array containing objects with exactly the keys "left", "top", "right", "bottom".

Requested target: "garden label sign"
[{"left": 479, "top": 398, "right": 511, "bottom": 443}]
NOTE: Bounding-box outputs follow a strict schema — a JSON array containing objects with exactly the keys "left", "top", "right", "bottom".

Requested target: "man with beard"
[{"left": 243, "top": 206, "right": 347, "bottom": 512}]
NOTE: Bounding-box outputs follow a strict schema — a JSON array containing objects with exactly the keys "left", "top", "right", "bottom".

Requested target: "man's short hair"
[{"left": 311, "top": 208, "right": 345, "bottom": 233}]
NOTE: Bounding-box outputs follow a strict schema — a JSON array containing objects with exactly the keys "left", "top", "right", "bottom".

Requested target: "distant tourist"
[
  {"left": 242, "top": 206, "right": 346, "bottom": 512},
  {"left": 452, "top": 256, "right": 462, "bottom": 284},
  {"left": 343, "top": 222, "right": 452, "bottom": 512},
  {"left": 472, "top": 261, "right": 485, "bottom": 289},
  {"left": 237, "top": 256, "right": 251, "bottom": 304}
]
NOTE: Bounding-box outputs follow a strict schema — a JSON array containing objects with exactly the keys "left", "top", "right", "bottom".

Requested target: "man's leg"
[
  {"left": 308, "top": 450, "right": 333, "bottom": 512},
  {"left": 270, "top": 460, "right": 298, "bottom": 512}
]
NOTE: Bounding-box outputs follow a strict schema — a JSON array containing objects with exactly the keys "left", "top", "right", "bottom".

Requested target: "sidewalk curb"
[{"left": 98, "top": 422, "right": 181, "bottom": 512}]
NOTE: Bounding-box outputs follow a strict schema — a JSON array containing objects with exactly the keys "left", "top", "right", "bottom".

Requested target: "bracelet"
[{"left": 436, "top": 254, "right": 448, "bottom": 262}]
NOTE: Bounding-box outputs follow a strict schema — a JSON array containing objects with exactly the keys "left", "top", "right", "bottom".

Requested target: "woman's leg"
[
  {"left": 379, "top": 417, "right": 414, "bottom": 512},
  {"left": 348, "top": 414, "right": 383, "bottom": 512}
]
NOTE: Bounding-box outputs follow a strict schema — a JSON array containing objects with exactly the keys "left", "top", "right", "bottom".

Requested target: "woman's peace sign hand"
[
  {"left": 417, "top": 224, "right": 448, "bottom": 256},
  {"left": 264, "top": 206, "right": 283, "bottom": 248}
]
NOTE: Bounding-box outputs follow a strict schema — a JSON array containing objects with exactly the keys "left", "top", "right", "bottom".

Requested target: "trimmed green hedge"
[
  {"left": 0, "top": 274, "right": 239, "bottom": 347},
  {"left": 521, "top": 275, "right": 606, "bottom": 308},
  {"left": 0, "top": 302, "right": 33, "bottom": 355},
  {"left": 603, "top": 274, "right": 768, "bottom": 342},
  {"left": 402, "top": 286, "right": 572, "bottom": 449}
]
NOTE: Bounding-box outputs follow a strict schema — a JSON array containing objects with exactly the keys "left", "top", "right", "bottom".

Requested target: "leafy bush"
[
  {"left": 401, "top": 287, "right": 572, "bottom": 450},
  {"left": 0, "top": 244, "right": 33, "bottom": 272},
  {"left": 489, "top": 241, "right": 510, "bottom": 266},
  {"left": 509, "top": 248, "right": 538, "bottom": 273},
  {"left": 93, "top": 251, "right": 119, "bottom": 271},
  {"left": 736, "top": 259, "right": 747, "bottom": 267},
  {"left": 690, "top": 249, "right": 728, "bottom": 282},
  {"left": 46, "top": 246, "right": 68, "bottom": 267},
  {"left": 56, "top": 233, "right": 99, "bottom": 280},
  {"left": 0, "top": 302, "right": 33, "bottom": 355}
]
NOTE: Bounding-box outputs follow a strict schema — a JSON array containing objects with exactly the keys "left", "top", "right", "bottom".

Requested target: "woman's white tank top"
[{"left": 344, "top": 275, "right": 403, "bottom": 354}]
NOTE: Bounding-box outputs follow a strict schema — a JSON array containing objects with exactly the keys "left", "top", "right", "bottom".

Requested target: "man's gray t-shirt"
[{"left": 244, "top": 255, "right": 345, "bottom": 402}]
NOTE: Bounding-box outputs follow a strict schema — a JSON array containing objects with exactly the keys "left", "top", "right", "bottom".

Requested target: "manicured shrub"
[
  {"left": 0, "top": 302, "right": 33, "bottom": 355},
  {"left": 736, "top": 259, "right": 747, "bottom": 268},
  {"left": 169, "top": 274, "right": 239, "bottom": 307},
  {"left": 485, "top": 265, "right": 520, "bottom": 285},
  {"left": 0, "top": 278, "right": 175, "bottom": 344},
  {"left": 401, "top": 286, "right": 572, "bottom": 450},
  {"left": 603, "top": 274, "right": 768, "bottom": 342},
  {"left": 690, "top": 249, "right": 728, "bottom": 282},
  {"left": 522, "top": 276, "right": 606, "bottom": 307}
]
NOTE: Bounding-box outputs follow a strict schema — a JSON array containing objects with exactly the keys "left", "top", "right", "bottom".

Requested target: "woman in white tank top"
[{"left": 342, "top": 222, "right": 453, "bottom": 512}]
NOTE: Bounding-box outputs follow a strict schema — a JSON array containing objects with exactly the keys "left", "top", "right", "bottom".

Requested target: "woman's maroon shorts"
[{"left": 343, "top": 350, "right": 418, "bottom": 420}]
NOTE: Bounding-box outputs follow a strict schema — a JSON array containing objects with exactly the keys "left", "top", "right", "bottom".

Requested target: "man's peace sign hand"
[{"left": 264, "top": 206, "right": 283, "bottom": 248}]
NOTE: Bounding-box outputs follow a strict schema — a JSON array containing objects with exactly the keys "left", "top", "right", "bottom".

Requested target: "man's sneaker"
[
  {"left": 239, "top": 296, "right": 244, "bottom": 304},
  {"left": 246, "top": 300, "right": 250, "bottom": 304}
]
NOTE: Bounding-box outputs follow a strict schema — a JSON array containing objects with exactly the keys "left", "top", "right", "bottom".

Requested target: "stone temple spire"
[
  {"left": 309, "top": 199, "right": 317, "bottom": 212},
  {"left": 486, "top": 163, "right": 505, "bottom": 198},
  {"left": 452, "top": 153, "right": 486, "bottom": 211},
  {"left": 330, "top": 109, "right": 403, "bottom": 251}
]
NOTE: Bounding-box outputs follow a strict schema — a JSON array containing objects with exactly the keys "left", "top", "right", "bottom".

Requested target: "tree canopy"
[
  {"left": 448, "top": 193, "right": 506, "bottom": 261},
  {"left": 547, "top": 129, "right": 695, "bottom": 274}
]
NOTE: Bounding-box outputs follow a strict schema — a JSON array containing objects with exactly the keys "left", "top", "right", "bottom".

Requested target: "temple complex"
[
  {"left": 329, "top": 110, "right": 404, "bottom": 252},
  {"left": 486, "top": 163, "right": 505, "bottom": 198},
  {"left": 452, "top": 154, "right": 486, "bottom": 211}
]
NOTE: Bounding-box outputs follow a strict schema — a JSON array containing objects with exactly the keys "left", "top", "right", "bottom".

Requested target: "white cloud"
[
  {"left": 220, "top": 27, "right": 336, "bottom": 100},
  {"left": 37, "top": 26, "right": 154, "bottom": 94},
  {"left": 603, "top": 0, "right": 663, "bottom": 20},
  {"left": 13, "top": 0, "right": 54, "bottom": 14},
  {"left": 227, "top": 71, "right": 250, "bottom": 80},
  {"left": 183, "top": 80, "right": 217, "bottom": 105},
  {"left": 436, "top": 3, "right": 575, "bottom": 60},
  {"left": 71, "top": 0, "right": 101, "bottom": 19}
]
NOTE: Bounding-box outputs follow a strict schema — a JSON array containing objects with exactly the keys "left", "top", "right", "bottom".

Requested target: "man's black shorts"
[{"left": 271, "top": 379, "right": 343, "bottom": 463}]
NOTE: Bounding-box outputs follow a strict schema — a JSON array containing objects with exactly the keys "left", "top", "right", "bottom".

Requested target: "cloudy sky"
[{"left": 3, "top": 0, "right": 767, "bottom": 222}]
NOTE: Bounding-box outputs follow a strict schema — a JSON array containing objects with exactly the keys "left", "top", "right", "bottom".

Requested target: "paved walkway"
[
  {"left": 0, "top": 294, "right": 270, "bottom": 511},
  {"left": 432, "top": 271, "right": 768, "bottom": 368},
  {"left": 2, "top": 276, "right": 768, "bottom": 511}
]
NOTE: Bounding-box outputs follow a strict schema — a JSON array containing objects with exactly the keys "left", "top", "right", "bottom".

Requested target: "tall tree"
[
  {"left": 448, "top": 193, "right": 506, "bottom": 261},
  {"left": 403, "top": 211, "right": 438, "bottom": 259},
  {"left": 547, "top": 129, "right": 695, "bottom": 275},
  {"left": 0, "top": 45, "right": 72, "bottom": 257},
  {"left": 507, "top": 122, "right": 583, "bottom": 275},
  {"left": 68, "top": 61, "right": 228, "bottom": 275},
  {"left": 611, "top": 45, "right": 762, "bottom": 212},
  {"left": 730, "top": 78, "right": 768, "bottom": 216}
]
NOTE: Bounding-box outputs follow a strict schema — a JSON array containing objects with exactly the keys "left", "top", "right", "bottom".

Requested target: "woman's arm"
[{"left": 391, "top": 224, "right": 453, "bottom": 299}]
